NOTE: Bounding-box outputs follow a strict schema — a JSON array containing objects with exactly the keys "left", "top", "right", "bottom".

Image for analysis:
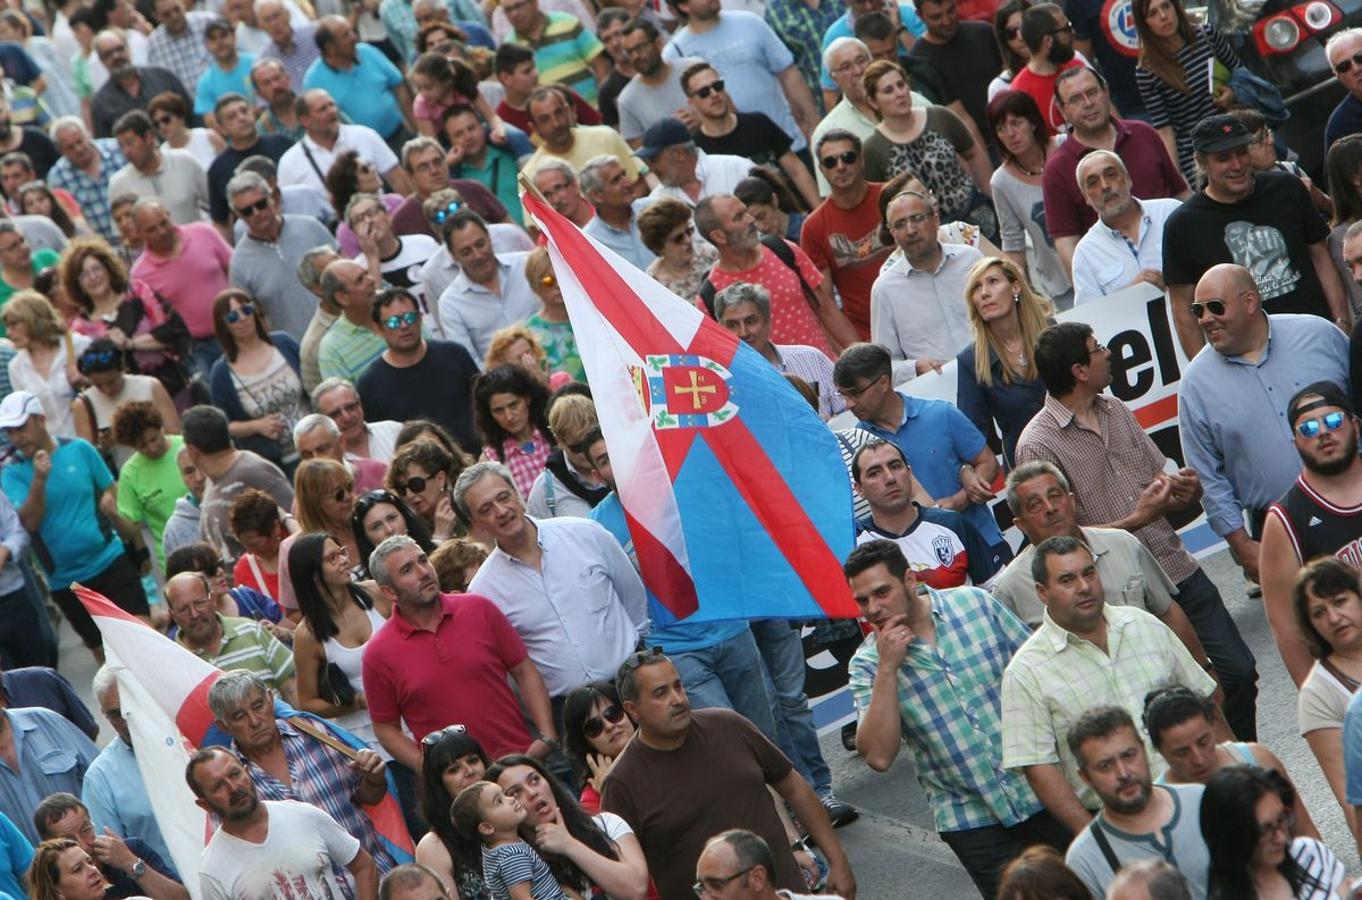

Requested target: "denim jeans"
[
  {"left": 671, "top": 629, "right": 779, "bottom": 740},
  {"left": 1176, "top": 567, "right": 1259, "bottom": 741},
  {"left": 750, "top": 619, "right": 833, "bottom": 797},
  {"left": 188, "top": 337, "right": 223, "bottom": 380}
]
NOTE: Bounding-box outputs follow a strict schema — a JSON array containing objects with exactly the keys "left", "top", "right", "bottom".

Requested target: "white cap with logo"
[{"left": 0, "top": 391, "right": 44, "bottom": 429}]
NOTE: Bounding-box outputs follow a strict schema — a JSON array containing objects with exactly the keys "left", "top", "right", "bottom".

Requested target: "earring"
[{"left": 1012, "top": 291, "right": 1021, "bottom": 303}]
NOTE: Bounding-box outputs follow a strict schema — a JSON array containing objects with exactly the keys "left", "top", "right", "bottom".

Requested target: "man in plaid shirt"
[{"left": 844, "top": 539, "right": 1069, "bottom": 899}]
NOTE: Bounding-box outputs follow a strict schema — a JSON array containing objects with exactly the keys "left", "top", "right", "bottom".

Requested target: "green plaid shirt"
[
  {"left": 847, "top": 585, "right": 1043, "bottom": 833},
  {"left": 763, "top": 0, "right": 843, "bottom": 109},
  {"left": 1000, "top": 604, "right": 1217, "bottom": 810}
]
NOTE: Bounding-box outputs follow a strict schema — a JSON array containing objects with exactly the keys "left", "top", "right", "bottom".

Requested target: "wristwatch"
[
  {"left": 130, "top": 859, "right": 146, "bottom": 879},
  {"left": 1200, "top": 659, "right": 1216, "bottom": 673}
]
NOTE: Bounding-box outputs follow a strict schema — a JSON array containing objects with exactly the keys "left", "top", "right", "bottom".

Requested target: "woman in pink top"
[{"left": 411, "top": 53, "right": 507, "bottom": 144}]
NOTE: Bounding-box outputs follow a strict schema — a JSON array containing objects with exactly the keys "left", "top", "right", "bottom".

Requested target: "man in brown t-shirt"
[{"left": 600, "top": 652, "right": 857, "bottom": 899}]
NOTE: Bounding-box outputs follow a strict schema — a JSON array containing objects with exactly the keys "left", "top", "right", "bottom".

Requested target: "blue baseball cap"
[{"left": 634, "top": 117, "right": 691, "bottom": 161}]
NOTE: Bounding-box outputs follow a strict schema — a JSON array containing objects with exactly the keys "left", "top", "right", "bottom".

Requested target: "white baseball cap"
[{"left": 0, "top": 391, "right": 43, "bottom": 429}]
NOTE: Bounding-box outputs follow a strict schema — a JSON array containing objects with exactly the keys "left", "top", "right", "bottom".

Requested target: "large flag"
[
  {"left": 524, "top": 190, "right": 858, "bottom": 623},
  {"left": 75, "top": 587, "right": 414, "bottom": 900}
]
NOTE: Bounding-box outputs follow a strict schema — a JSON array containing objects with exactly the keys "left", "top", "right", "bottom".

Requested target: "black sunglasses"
[
  {"left": 1336, "top": 50, "right": 1362, "bottom": 75},
  {"left": 421, "top": 723, "right": 468, "bottom": 751},
  {"left": 396, "top": 475, "right": 428, "bottom": 495},
  {"left": 582, "top": 704, "right": 625, "bottom": 739},
  {"left": 1004, "top": 24, "right": 1021, "bottom": 38},
  {"left": 1189, "top": 299, "right": 1226, "bottom": 318},
  {"left": 691, "top": 79, "right": 725, "bottom": 99},
  {"left": 234, "top": 196, "right": 270, "bottom": 217},
  {"left": 820, "top": 150, "right": 859, "bottom": 169}
]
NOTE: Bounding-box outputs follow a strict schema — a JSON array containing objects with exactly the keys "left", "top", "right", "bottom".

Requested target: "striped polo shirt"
[
  {"left": 508, "top": 11, "right": 604, "bottom": 104},
  {"left": 179, "top": 614, "right": 295, "bottom": 693}
]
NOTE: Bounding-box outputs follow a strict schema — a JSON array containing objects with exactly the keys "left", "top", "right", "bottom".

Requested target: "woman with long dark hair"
[
  {"left": 352, "top": 489, "right": 436, "bottom": 579},
  {"left": 1201, "top": 766, "right": 1344, "bottom": 899},
  {"left": 18, "top": 181, "right": 86, "bottom": 237},
  {"left": 488, "top": 754, "right": 649, "bottom": 900},
  {"left": 1326, "top": 134, "right": 1362, "bottom": 319},
  {"left": 473, "top": 363, "right": 555, "bottom": 498},
  {"left": 415, "top": 726, "right": 493, "bottom": 899},
  {"left": 287, "top": 532, "right": 390, "bottom": 748},
  {"left": 734, "top": 169, "right": 807, "bottom": 243},
  {"left": 988, "top": 0, "right": 1033, "bottom": 100},
  {"left": 562, "top": 681, "right": 634, "bottom": 814}
]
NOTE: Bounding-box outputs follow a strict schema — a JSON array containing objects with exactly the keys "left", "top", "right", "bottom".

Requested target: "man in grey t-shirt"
[
  {"left": 615, "top": 20, "right": 701, "bottom": 144},
  {"left": 1064, "top": 706, "right": 1211, "bottom": 900}
]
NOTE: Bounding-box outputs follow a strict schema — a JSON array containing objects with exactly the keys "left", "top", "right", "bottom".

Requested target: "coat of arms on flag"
[{"left": 640, "top": 354, "right": 738, "bottom": 430}]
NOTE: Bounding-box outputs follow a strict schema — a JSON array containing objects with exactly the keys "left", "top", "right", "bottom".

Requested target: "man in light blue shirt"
[
  {"left": 580, "top": 154, "right": 656, "bottom": 271},
  {"left": 195, "top": 19, "right": 255, "bottom": 121},
  {"left": 303, "top": 16, "right": 412, "bottom": 142},
  {"left": 82, "top": 666, "right": 176, "bottom": 873},
  {"left": 0, "top": 701, "right": 99, "bottom": 844},
  {"left": 1179, "top": 263, "right": 1351, "bottom": 582},
  {"left": 436, "top": 211, "right": 538, "bottom": 361},
  {"left": 1071, "top": 150, "right": 1183, "bottom": 305}
]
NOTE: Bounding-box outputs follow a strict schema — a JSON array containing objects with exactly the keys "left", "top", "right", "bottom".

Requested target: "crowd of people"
[{"left": 0, "top": 0, "right": 1360, "bottom": 895}]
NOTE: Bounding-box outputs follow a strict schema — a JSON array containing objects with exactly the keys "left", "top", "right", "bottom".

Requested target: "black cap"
[
  {"left": 634, "top": 117, "right": 691, "bottom": 161},
  {"left": 1191, "top": 114, "right": 1254, "bottom": 154},
  {"left": 204, "top": 16, "right": 234, "bottom": 36},
  {"left": 1287, "top": 380, "right": 1356, "bottom": 426}
]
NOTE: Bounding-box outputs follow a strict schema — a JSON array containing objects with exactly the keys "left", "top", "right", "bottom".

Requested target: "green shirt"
[
  {"left": 526, "top": 314, "right": 583, "bottom": 382},
  {"left": 178, "top": 614, "right": 295, "bottom": 692},
  {"left": 454, "top": 145, "right": 523, "bottom": 227},
  {"left": 116, "top": 434, "right": 187, "bottom": 571},
  {"left": 0, "top": 248, "right": 60, "bottom": 337},
  {"left": 318, "top": 317, "right": 385, "bottom": 383}
]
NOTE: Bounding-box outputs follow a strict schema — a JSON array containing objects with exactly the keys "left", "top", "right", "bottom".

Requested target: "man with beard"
[
  {"left": 615, "top": 20, "right": 700, "bottom": 146},
  {"left": 1063, "top": 706, "right": 1212, "bottom": 898},
  {"left": 1070, "top": 150, "right": 1182, "bottom": 304},
  {"left": 89, "top": 30, "right": 192, "bottom": 139},
  {"left": 1259, "top": 382, "right": 1362, "bottom": 687},
  {"left": 188, "top": 747, "right": 379, "bottom": 900},
  {"left": 1009, "top": 4, "right": 1085, "bottom": 131},
  {"left": 251, "top": 57, "right": 303, "bottom": 140}
]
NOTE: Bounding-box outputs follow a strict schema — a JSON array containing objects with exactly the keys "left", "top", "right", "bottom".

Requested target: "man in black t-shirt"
[
  {"left": 206, "top": 93, "right": 294, "bottom": 227},
  {"left": 906, "top": 0, "right": 1001, "bottom": 139},
  {"left": 356, "top": 288, "right": 479, "bottom": 450},
  {"left": 1162, "top": 114, "right": 1348, "bottom": 359}
]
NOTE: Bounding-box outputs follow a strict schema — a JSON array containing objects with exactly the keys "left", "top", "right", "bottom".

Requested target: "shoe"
[
  {"left": 840, "top": 721, "right": 857, "bottom": 752},
  {"left": 820, "top": 794, "right": 859, "bottom": 828}
]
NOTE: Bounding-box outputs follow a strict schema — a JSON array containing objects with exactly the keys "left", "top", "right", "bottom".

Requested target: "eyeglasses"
[
  {"left": 234, "top": 196, "right": 270, "bottom": 217},
  {"left": 1047, "top": 22, "right": 1074, "bottom": 35},
  {"left": 383, "top": 310, "right": 419, "bottom": 330},
  {"left": 831, "top": 54, "right": 871, "bottom": 76},
  {"left": 691, "top": 79, "right": 724, "bottom": 99},
  {"left": 331, "top": 485, "right": 354, "bottom": 503},
  {"left": 837, "top": 373, "right": 885, "bottom": 400},
  {"left": 1004, "top": 24, "right": 1021, "bottom": 38},
  {"left": 820, "top": 150, "right": 859, "bottom": 169},
  {"left": 396, "top": 475, "right": 429, "bottom": 495},
  {"left": 421, "top": 723, "right": 468, "bottom": 751},
  {"left": 1256, "top": 811, "right": 1294, "bottom": 840},
  {"left": 1335, "top": 50, "right": 1362, "bottom": 75},
  {"left": 582, "top": 704, "right": 625, "bottom": 739},
  {"left": 693, "top": 867, "right": 755, "bottom": 897},
  {"left": 1088, "top": 342, "right": 1107, "bottom": 356},
  {"left": 323, "top": 544, "right": 351, "bottom": 565},
  {"left": 1297, "top": 411, "right": 1347, "bottom": 439},
  {"left": 225, "top": 303, "right": 255, "bottom": 324},
  {"left": 1189, "top": 299, "right": 1226, "bottom": 319},
  {"left": 431, "top": 199, "right": 463, "bottom": 224}
]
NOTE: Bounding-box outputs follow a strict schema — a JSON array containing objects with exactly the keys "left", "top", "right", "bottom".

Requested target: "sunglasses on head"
[
  {"left": 79, "top": 348, "right": 119, "bottom": 368},
  {"left": 224, "top": 303, "right": 255, "bottom": 324},
  {"left": 396, "top": 475, "right": 429, "bottom": 495},
  {"left": 421, "top": 723, "right": 468, "bottom": 751},
  {"left": 1336, "top": 50, "right": 1362, "bottom": 75},
  {"left": 691, "top": 79, "right": 725, "bottom": 99},
  {"left": 820, "top": 150, "right": 859, "bottom": 169},
  {"left": 431, "top": 200, "right": 463, "bottom": 224},
  {"left": 1189, "top": 299, "right": 1225, "bottom": 319},
  {"left": 582, "top": 704, "right": 625, "bottom": 739},
  {"left": 1297, "top": 411, "right": 1347, "bottom": 439},
  {"left": 234, "top": 197, "right": 270, "bottom": 218},
  {"left": 383, "top": 310, "right": 419, "bottom": 330}
]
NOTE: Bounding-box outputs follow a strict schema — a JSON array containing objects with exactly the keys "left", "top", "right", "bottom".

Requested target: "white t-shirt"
[
  {"left": 199, "top": 800, "right": 362, "bottom": 900},
  {"left": 593, "top": 811, "right": 633, "bottom": 842}
]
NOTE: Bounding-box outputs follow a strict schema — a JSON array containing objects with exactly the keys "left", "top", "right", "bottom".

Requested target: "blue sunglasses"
[
  {"left": 225, "top": 303, "right": 255, "bottom": 324},
  {"left": 431, "top": 200, "right": 463, "bottom": 224},
  {"left": 1297, "top": 411, "right": 1347, "bottom": 439},
  {"left": 383, "top": 310, "right": 419, "bottom": 330}
]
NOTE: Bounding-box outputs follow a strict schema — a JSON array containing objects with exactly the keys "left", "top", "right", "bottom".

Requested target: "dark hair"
[
  {"left": 484, "top": 754, "right": 619, "bottom": 892},
  {"left": 213, "top": 91, "right": 251, "bottom": 120},
  {"left": 112, "top": 108, "right": 155, "bottom": 138},
  {"left": 288, "top": 532, "right": 374, "bottom": 642},
  {"left": 352, "top": 489, "right": 435, "bottom": 575},
  {"left": 993, "top": 0, "right": 1032, "bottom": 75},
  {"left": 395, "top": 418, "right": 469, "bottom": 461},
  {"left": 418, "top": 727, "right": 491, "bottom": 882},
  {"left": 1327, "top": 135, "right": 1362, "bottom": 227},
  {"left": 1202, "top": 766, "right": 1320, "bottom": 899},
  {"left": 852, "top": 9, "right": 895, "bottom": 42},
  {"left": 412, "top": 52, "right": 479, "bottom": 100},
  {"left": 473, "top": 364, "right": 554, "bottom": 459},
  {"left": 875, "top": 170, "right": 930, "bottom": 244},
  {"left": 32, "top": 792, "right": 85, "bottom": 841},
  {"left": 182, "top": 405, "right": 232, "bottom": 454},
  {"left": 1287, "top": 379, "right": 1356, "bottom": 425},
  {"left": 678, "top": 60, "right": 716, "bottom": 96},
  {"left": 212, "top": 288, "right": 274, "bottom": 362},
  {"left": 111, "top": 399, "right": 162, "bottom": 448},
  {"left": 1293, "top": 557, "right": 1362, "bottom": 659},
  {"left": 616, "top": 647, "right": 672, "bottom": 703},
  {"left": 184, "top": 746, "right": 231, "bottom": 799},
  {"left": 1019, "top": 2, "right": 1061, "bottom": 53},
  {"left": 76, "top": 337, "right": 124, "bottom": 374},
  {"left": 622, "top": 16, "right": 659, "bottom": 40},
  {"left": 1132, "top": 0, "right": 1197, "bottom": 94},
  {"left": 1054, "top": 64, "right": 1106, "bottom": 105},
  {"left": 165, "top": 541, "right": 222, "bottom": 579},
  {"left": 986, "top": 89, "right": 1050, "bottom": 162},
  {"left": 1141, "top": 686, "right": 1216, "bottom": 750},
  {"left": 832, "top": 342, "right": 891, "bottom": 389},
  {"left": 561, "top": 680, "right": 624, "bottom": 770},
  {"left": 814, "top": 128, "right": 863, "bottom": 158},
  {"left": 850, "top": 436, "right": 906, "bottom": 482},
  {"left": 17, "top": 181, "right": 78, "bottom": 237},
  {"left": 493, "top": 42, "right": 534, "bottom": 76},
  {"left": 228, "top": 488, "right": 282, "bottom": 542},
  {"left": 597, "top": 7, "right": 630, "bottom": 30},
  {"left": 440, "top": 208, "right": 490, "bottom": 248},
  {"left": 325, "top": 150, "right": 369, "bottom": 219},
  {"left": 1064, "top": 704, "right": 1137, "bottom": 767},
  {"left": 1034, "top": 321, "right": 1095, "bottom": 396},
  {"left": 735, "top": 166, "right": 805, "bottom": 215},
  {"left": 996, "top": 845, "right": 1091, "bottom": 900},
  {"left": 842, "top": 537, "right": 909, "bottom": 581},
  {"left": 147, "top": 90, "right": 190, "bottom": 123},
  {"left": 1030, "top": 534, "right": 1089, "bottom": 586},
  {"left": 388, "top": 438, "right": 456, "bottom": 489}
]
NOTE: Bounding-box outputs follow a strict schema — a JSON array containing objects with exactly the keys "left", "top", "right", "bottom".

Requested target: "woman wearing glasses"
[
  {"left": 294, "top": 459, "right": 362, "bottom": 571},
  {"left": 1201, "top": 766, "right": 1344, "bottom": 900},
  {"left": 386, "top": 439, "right": 472, "bottom": 543},
  {"left": 562, "top": 681, "right": 635, "bottom": 815},
  {"left": 208, "top": 288, "right": 306, "bottom": 476},
  {"left": 148, "top": 91, "right": 224, "bottom": 171},
  {"left": 522, "top": 248, "right": 582, "bottom": 383},
  {"left": 417, "top": 725, "right": 494, "bottom": 898},
  {"left": 988, "top": 0, "right": 1034, "bottom": 100},
  {"left": 637, "top": 198, "right": 719, "bottom": 302},
  {"left": 287, "top": 531, "right": 390, "bottom": 748},
  {"left": 1132, "top": 0, "right": 1241, "bottom": 184}
]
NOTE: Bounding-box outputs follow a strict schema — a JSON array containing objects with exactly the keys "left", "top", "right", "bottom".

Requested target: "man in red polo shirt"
[
  {"left": 1041, "top": 67, "right": 1189, "bottom": 274},
  {"left": 360, "top": 534, "right": 560, "bottom": 766}
]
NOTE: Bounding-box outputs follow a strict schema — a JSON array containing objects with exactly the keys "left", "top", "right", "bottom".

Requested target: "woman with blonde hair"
[
  {"left": 293, "top": 458, "right": 361, "bottom": 575},
  {"left": 485, "top": 324, "right": 572, "bottom": 390},
  {"left": 29, "top": 839, "right": 107, "bottom": 900},
  {"left": 3, "top": 290, "right": 90, "bottom": 438},
  {"left": 955, "top": 256, "right": 1053, "bottom": 467},
  {"left": 522, "top": 248, "right": 583, "bottom": 382},
  {"left": 525, "top": 393, "right": 608, "bottom": 519}
]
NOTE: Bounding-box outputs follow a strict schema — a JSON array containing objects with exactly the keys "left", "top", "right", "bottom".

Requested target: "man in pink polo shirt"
[
  {"left": 360, "top": 534, "right": 560, "bottom": 767},
  {"left": 129, "top": 197, "right": 233, "bottom": 375}
]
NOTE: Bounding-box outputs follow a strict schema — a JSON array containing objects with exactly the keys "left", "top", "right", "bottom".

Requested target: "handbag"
[
  {"left": 1229, "top": 68, "right": 1289, "bottom": 127},
  {"left": 317, "top": 659, "right": 357, "bottom": 707}
]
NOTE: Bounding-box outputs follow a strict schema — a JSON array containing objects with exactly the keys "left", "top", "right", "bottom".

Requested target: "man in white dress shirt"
[{"left": 277, "top": 89, "right": 410, "bottom": 194}]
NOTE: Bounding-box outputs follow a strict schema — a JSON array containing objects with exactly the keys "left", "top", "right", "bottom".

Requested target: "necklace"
[
  {"left": 1001, "top": 337, "right": 1026, "bottom": 368},
  {"left": 1013, "top": 152, "right": 1045, "bottom": 178}
]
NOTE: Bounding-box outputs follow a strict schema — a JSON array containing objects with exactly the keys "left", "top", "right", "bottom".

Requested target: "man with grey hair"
[
  {"left": 347, "top": 191, "right": 440, "bottom": 315},
  {"left": 89, "top": 29, "right": 192, "bottom": 139},
  {"left": 47, "top": 115, "right": 127, "bottom": 244},
  {"left": 250, "top": 55, "right": 303, "bottom": 140},
  {"left": 418, "top": 188, "right": 535, "bottom": 304},
  {"left": 1106, "top": 860, "right": 1194, "bottom": 900},
  {"left": 389, "top": 135, "right": 509, "bottom": 240},
  {"left": 694, "top": 829, "right": 838, "bottom": 900},
  {"left": 229, "top": 170, "right": 338, "bottom": 341},
  {"left": 256, "top": 0, "right": 320, "bottom": 90},
  {"left": 361, "top": 533, "right": 561, "bottom": 767},
  {"left": 530, "top": 157, "right": 595, "bottom": 227},
  {"left": 312, "top": 377, "right": 402, "bottom": 462},
  {"left": 1326, "top": 28, "right": 1362, "bottom": 155},
  {"left": 1071, "top": 149, "right": 1182, "bottom": 304},
  {"left": 460, "top": 460, "right": 649, "bottom": 708},
  {"left": 293, "top": 413, "right": 388, "bottom": 491},
  {"left": 638, "top": 117, "right": 752, "bottom": 206},
  {"left": 580, "top": 154, "right": 655, "bottom": 269},
  {"left": 82, "top": 665, "right": 176, "bottom": 869},
  {"left": 205, "top": 669, "right": 398, "bottom": 875},
  {"left": 713, "top": 281, "right": 841, "bottom": 418},
  {"left": 234, "top": 154, "right": 336, "bottom": 233}
]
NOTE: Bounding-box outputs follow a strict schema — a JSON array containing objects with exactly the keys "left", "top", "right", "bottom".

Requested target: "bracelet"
[{"left": 1200, "top": 659, "right": 1216, "bottom": 672}]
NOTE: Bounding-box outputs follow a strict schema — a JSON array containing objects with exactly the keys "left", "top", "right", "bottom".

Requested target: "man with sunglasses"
[
  {"left": 227, "top": 171, "right": 337, "bottom": 342},
  {"left": 1009, "top": 4, "right": 1084, "bottom": 131},
  {"left": 1258, "top": 382, "right": 1362, "bottom": 685},
  {"left": 1178, "top": 264, "right": 1352, "bottom": 629},
  {"left": 205, "top": 92, "right": 294, "bottom": 229},
  {"left": 800, "top": 129, "right": 892, "bottom": 339},
  {"left": 357, "top": 288, "right": 480, "bottom": 450},
  {"left": 1325, "top": 29, "right": 1362, "bottom": 160}
]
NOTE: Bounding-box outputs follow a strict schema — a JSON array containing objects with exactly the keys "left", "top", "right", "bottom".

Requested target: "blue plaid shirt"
[
  {"left": 46, "top": 139, "right": 125, "bottom": 245},
  {"left": 763, "top": 0, "right": 843, "bottom": 106},
  {"left": 847, "top": 584, "right": 1043, "bottom": 833},
  {"left": 234, "top": 719, "right": 397, "bottom": 874}
]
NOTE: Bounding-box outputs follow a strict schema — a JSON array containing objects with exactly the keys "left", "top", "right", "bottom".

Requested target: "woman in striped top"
[{"left": 1133, "top": 0, "right": 1241, "bottom": 184}]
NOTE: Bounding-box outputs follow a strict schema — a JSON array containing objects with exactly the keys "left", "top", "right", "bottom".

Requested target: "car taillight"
[{"left": 1252, "top": 0, "right": 1340, "bottom": 54}]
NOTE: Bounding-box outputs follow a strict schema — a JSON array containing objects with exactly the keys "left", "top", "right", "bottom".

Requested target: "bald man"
[
  {"left": 1177, "top": 264, "right": 1352, "bottom": 603},
  {"left": 165, "top": 572, "right": 296, "bottom": 702}
]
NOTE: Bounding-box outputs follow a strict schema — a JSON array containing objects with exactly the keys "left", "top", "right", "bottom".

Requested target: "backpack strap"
[{"left": 1087, "top": 818, "right": 1123, "bottom": 876}]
